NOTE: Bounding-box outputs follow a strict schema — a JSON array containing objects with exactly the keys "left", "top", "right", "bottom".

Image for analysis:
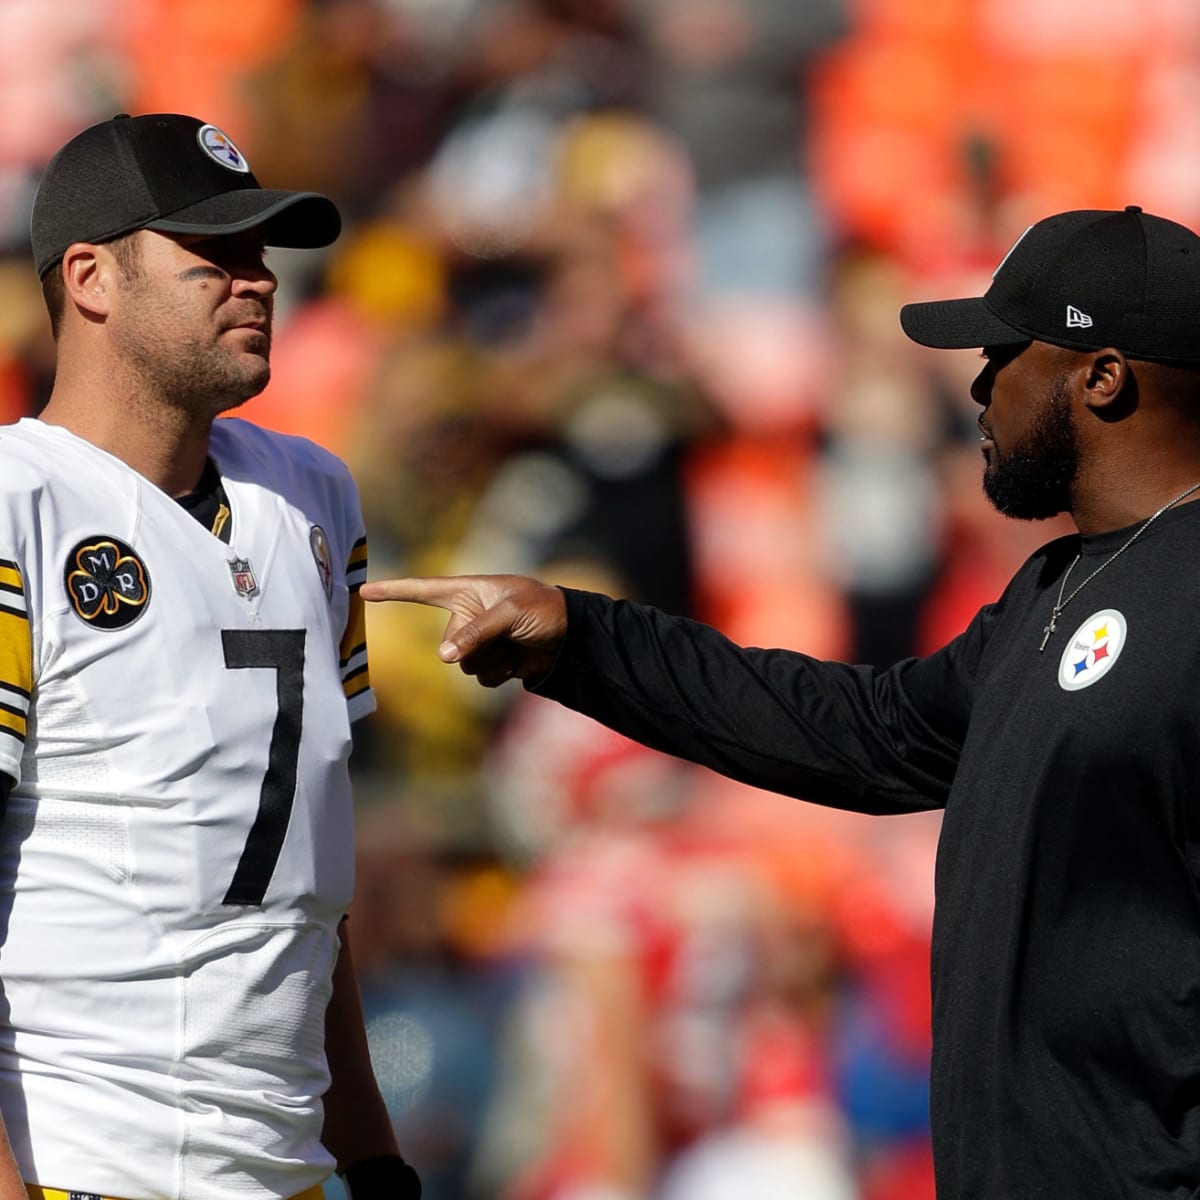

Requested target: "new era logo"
[{"left": 1066, "top": 305, "right": 1093, "bottom": 329}]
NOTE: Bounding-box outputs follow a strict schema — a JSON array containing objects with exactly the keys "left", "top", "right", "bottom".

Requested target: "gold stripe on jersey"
[
  {"left": 339, "top": 619, "right": 369, "bottom": 702},
  {"left": 0, "top": 576, "right": 26, "bottom": 621},
  {"left": 345, "top": 536, "right": 368, "bottom": 588},
  {"left": 0, "top": 560, "right": 31, "bottom": 748},
  {"left": 26, "top": 1187, "right": 128, "bottom": 1200},
  {"left": 211, "top": 501, "right": 232, "bottom": 542},
  {"left": 339, "top": 538, "right": 371, "bottom": 702},
  {"left": 343, "top": 660, "right": 370, "bottom": 701},
  {"left": 0, "top": 592, "right": 25, "bottom": 623},
  {"left": 26, "top": 1186, "right": 326, "bottom": 1200},
  {"left": 0, "top": 705, "right": 25, "bottom": 739},
  {"left": 340, "top": 596, "right": 366, "bottom": 665}
]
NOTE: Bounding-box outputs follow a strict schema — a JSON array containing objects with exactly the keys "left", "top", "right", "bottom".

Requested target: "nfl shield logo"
[{"left": 228, "top": 557, "right": 259, "bottom": 599}]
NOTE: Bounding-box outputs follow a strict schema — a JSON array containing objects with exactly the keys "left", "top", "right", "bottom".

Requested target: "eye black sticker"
[{"left": 64, "top": 536, "right": 151, "bottom": 629}]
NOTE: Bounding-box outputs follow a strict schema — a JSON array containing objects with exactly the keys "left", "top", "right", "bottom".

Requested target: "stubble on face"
[
  {"left": 107, "top": 239, "right": 273, "bottom": 422},
  {"left": 982, "top": 372, "right": 1079, "bottom": 521}
]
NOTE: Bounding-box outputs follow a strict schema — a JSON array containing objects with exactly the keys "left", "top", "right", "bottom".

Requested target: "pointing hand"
[{"left": 360, "top": 574, "right": 568, "bottom": 687}]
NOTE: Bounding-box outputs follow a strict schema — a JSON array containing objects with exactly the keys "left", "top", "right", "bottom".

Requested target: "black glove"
[{"left": 342, "top": 1154, "right": 422, "bottom": 1199}]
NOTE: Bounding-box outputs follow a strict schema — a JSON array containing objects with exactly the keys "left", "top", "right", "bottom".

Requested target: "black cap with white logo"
[
  {"left": 900, "top": 206, "right": 1200, "bottom": 365},
  {"left": 31, "top": 112, "right": 341, "bottom": 278}
]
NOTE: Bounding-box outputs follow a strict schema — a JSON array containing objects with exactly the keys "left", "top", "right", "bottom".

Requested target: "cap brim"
[
  {"left": 147, "top": 188, "right": 341, "bottom": 249},
  {"left": 899, "top": 297, "right": 1030, "bottom": 350}
]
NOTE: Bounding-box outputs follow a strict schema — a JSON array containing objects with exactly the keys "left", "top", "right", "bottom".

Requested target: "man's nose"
[
  {"left": 230, "top": 265, "right": 277, "bottom": 298},
  {"left": 970, "top": 367, "right": 991, "bottom": 408}
]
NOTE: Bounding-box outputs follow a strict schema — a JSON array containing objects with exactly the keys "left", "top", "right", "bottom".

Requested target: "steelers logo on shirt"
[
  {"left": 64, "top": 536, "right": 151, "bottom": 630},
  {"left": 1057, "top": 608, "right": 1126, "bottom": 691}
]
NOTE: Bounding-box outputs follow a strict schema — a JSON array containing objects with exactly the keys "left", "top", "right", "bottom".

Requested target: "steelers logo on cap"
[{"left": 197, "top": 124, "right": 251, "bottom": 174}]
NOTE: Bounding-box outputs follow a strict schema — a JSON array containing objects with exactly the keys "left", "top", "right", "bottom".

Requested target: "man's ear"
[
  {"left": 61, "top": 243, "right": 116, "bottom": 321},
  {"left": 1081, "top": 348, "right": 1132, "bottom": 416}
]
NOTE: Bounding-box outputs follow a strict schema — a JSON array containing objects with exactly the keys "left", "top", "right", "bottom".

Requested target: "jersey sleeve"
[
  {"left": 340, "top": 533, "right": 373, "bottom": 723},
  {"left": 531, "top": 589, "right": 993, "bottom": 815},
  {"left": 0, "top": 555, "right": 31, "bottom": 786},
  {"left": 252, "top": 422, "right": 376, "bottom": 724}
]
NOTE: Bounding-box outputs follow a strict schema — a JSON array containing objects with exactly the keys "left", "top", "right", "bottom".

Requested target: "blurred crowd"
[{"left": 3, "top": 0, "right": 1200, "bottom": 1197}]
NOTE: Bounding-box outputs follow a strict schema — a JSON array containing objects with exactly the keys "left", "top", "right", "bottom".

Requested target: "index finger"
[{"left": 360, "top": 576, "right": 466, "bottom": 610}]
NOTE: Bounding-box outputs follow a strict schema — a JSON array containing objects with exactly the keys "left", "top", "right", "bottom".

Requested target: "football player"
[{"left": 0, "top": 114, "right": 420, "bottom": 1199}]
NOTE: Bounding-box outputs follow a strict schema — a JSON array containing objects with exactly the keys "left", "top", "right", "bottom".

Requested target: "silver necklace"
[{"left": 1039, "top": 479, "right": 1200, "bottom": 652}]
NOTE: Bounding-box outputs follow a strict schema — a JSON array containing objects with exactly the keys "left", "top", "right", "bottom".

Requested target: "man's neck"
[
  {"left": 38, "top": 384, "right": 214, "bottom": 498},
  {"left": 1069, "top": 464, "right": 1200, "bottom": 536}
]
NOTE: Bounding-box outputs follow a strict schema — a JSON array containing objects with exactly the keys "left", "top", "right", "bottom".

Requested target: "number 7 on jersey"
[{"left": 220, "top": 629, "right": 306, "bottom": 906}]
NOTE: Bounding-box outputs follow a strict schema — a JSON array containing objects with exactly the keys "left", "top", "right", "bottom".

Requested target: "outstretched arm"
[
  {"left": 364, "top": 576, "right": 973, "bottom": 815},
  {"left": 360, "top": 575, "right": 567, "bottom": 686}
]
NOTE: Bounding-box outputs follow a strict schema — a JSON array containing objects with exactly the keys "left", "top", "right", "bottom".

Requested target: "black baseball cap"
[
  {"left": 900, "top": 206, "right": 1200, "bottom": 365},
  {"left": 31, "top": 112, "right": 341, "bottom": 278}
]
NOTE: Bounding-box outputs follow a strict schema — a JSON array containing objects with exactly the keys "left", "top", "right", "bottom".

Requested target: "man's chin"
[
  {"left": 982, "top": 469, "right": 1070, "bottom": 522},
  {"left": 213, "top": 365, "right": 270, "bottom": 414}
]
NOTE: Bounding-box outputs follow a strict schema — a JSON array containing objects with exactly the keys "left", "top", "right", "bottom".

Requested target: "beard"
[
  {"left": 982, "top": 374, "right": 1078, "bottom": 520},
  {"left": 110, "top": 290, "right": 272, "bottom": 421},
  {"left": 139, "top": 336, "right": 270, "bottom": 419}
]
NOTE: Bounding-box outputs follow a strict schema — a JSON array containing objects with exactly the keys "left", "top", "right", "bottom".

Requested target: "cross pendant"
[{"left": 1039, "top": 612, "right": 1058, "bottom": 653}]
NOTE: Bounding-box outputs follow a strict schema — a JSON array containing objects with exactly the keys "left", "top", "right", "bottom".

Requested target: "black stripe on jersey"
[
  {"left": 0, "top": 700, "right": 26, "bottom": 726},
  {"left": 342, "top": 661, "right": 369, "bottom": 685},
  {"left": 0, "top": 682, "right": 30, "bottom": 702},
  {"left": 0, "top": 559, "right": 17, "bottom": 571},
  {"left": 0, "top": 581, "right": 22, "bottom": 597},
  {"left": 0, "top": 598, "right": 25, "bottom": 619},
  {"left": 340, "top": 641, "right": 367, "bottom": 669}
]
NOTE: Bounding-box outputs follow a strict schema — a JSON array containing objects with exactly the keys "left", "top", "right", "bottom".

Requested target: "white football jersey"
[{"left": 0, "top": 417, "right": 374, "bottom": 1198}]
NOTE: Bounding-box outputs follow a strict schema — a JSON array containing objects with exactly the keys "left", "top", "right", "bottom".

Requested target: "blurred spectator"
[
  {"left": 635, "top": 0, "right": 848, "bottom": 304},
  {"left": 631, "top": 0, "right": 851, "bottom": 436},
  {"left": 814, "top": 244, "right": 946, "bottom": 667}
]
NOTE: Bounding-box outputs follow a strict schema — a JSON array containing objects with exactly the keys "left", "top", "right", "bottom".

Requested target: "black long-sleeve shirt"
[{"left": 533, "top": 499, "right": 1200, "bottom": 1199}]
